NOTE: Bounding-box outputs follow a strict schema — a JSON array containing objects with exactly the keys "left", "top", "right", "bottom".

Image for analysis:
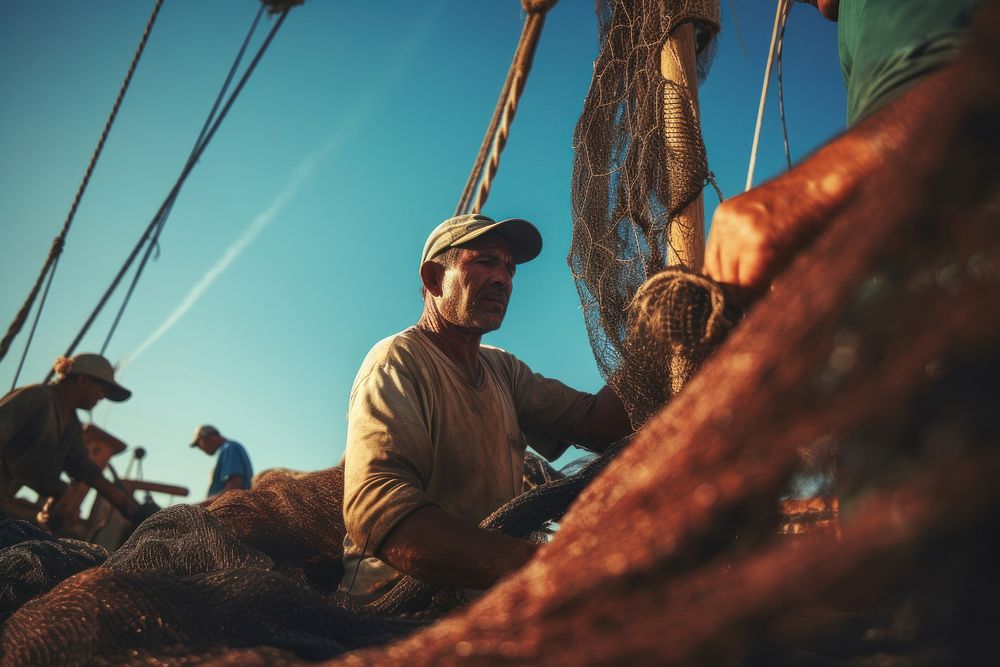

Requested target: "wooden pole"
[{"left": 660, "top": 22, "right": 706, "bottom": 271}]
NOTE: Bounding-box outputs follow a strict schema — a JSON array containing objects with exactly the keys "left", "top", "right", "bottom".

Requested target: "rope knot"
[{"left": 522, "top": 0, "right": 558, "bottom": 14}]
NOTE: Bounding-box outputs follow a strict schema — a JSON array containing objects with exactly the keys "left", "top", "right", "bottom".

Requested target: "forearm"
[
  {"left": 377, "top": 505, "right": 539, "bottom": 589},
  {"left": 90, "top": 476, "right": 138, "bottom": 516},
  {"left": 567, "top": 385, "right": 632, "bottom": 452},
  {"left": 705, "top": 65, "right": 962, "bottom": 298}
]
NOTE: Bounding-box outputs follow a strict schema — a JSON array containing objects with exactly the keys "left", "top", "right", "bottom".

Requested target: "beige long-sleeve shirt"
[{"left": 342, "top": 327, "right": 596, "bottom": 599}]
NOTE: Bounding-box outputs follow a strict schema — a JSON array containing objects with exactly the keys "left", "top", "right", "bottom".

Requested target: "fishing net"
[
  {"left": 316, "top": 7, "right": 1000, "bottom": 662},
  {"left": 570, "top": 0, "right": 723, "bottom": 426},
  {"left": 2, "top": 4, "right": 998, "bottom": 665}
]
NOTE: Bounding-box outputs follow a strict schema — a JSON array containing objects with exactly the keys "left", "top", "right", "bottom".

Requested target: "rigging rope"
[
  {"left": 46, "top": 6, "right": 293, "bottom": 382},
  {"left": 776, "top": 0, "right": 793, "bottom": 170},
  {"left": 100, "top": 5, "right": 267, "bottom": 356},
  {"left": 1, "top": 0, "right": 165, "bottom": 386},
  {"left": 744, "top": 0, "right": 791, "bottom": 192},
  {"left": 454, "top": 0, "right": 557, "bottom": 216}
]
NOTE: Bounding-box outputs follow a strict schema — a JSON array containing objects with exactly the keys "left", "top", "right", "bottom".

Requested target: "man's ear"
[{"left": 420, "top": 260, "right": 445, "bottom": 298}]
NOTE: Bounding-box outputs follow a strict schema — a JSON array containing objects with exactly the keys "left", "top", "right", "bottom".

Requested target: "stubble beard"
[{"left": 440, "top": 287, "right": 507, "bottom": 332}]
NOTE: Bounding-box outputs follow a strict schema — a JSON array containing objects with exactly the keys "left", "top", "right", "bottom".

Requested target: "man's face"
[
  {"left": 77, "top": 376, "right": 108, "bottom": 411},
  {"left": 436, "top": 235, "right": 516, "bottom": 333}
]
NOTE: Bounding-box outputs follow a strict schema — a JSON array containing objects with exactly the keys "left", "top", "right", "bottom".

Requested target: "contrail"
[{"left": 118, "top": 155, "right": 312, "bottom": 371}]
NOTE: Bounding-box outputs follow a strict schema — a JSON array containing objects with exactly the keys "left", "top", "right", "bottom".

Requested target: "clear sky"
[{"left": 0, "top": 1, "right": 845, "bottom": 506}]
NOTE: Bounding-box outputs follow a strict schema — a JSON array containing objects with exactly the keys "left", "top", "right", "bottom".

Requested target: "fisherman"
[
  {"left": 0, "top": 353, "right": 145, "bottom": 527},
  {"left": 341, "top": 213, "right": 632, "bottom": 601},
  {"left": 190, "top": 424, "right": 253, "bottom": 502},
  {"left": 705, "top": 0, "right": 983, "bottom": 302}
]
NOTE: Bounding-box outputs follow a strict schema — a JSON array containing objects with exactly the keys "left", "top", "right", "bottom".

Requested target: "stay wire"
[
  {"left": 100, "top": 5, "right": 266, "bottom": 356},
  {"left": 9, "top": 256, "right": 60, "bottom": 391},
  {"left": 48, "top": 7, "right": 291, "bottom": 382},
  {"left": 776, "top": 0, "right": 793, "bottom": 170},
  {"left": 0, "top": 0, "right": 164, "bottom": 373}
]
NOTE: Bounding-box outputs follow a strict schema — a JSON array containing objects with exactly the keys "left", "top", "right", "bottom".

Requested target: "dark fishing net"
[
  {"left": 570, "top": 0, "right": 723, "bottom": 426},
  {"left": 0, "top": 504, "right": 421, "bottom": 665},
  {"left": 207, "top": 467, "right": 348, "bottom": 586},
  {"left": 0, "top": 519, "right": 107, "bottom": 623}
]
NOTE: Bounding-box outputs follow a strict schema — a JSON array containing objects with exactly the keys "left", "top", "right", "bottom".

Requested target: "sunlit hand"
[{"left": 704, "top": 162, "right": 849, "bottom": 304}]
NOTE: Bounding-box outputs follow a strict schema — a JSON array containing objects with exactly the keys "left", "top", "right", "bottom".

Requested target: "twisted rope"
[
  {"left": 0, "top": 0, "right": 164, "bottom": 378},
  {"left": 100, "top": 4, "right": 267, "bottom": 356},
  {"left": 454, "top": 0, "right": 556, "bottom": 216},
  {"left": 47, "top": 7, "right": 292, "bottom": 382}
]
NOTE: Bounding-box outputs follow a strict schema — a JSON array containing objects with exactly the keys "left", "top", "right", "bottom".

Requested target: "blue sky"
[{"left": 0, "top": 1, "right": 845, "bottom": 505}]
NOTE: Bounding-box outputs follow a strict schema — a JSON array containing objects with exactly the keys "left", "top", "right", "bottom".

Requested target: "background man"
[
  {"left": 705, "top": 0, "right": 982, "bottom": 302},
  {"left": 0, "top": 353, "right": 144, "bottom": 526},
  {"left": 341, "top": 213, "right": 632, "bottom": 602},
  {"left": 190, "top": 425, "right": 253, "bottom": 503}
]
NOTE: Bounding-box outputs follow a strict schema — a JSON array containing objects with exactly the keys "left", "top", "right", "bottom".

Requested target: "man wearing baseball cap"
[
  {"left": 0, "top": 353, "right": 146, "bottom": 527},
  {"left": 189, "top": 424, "right": 253, "bottom": 503},
  {"left": 341, "top": 213, "right": 632, "bottom": 602}
]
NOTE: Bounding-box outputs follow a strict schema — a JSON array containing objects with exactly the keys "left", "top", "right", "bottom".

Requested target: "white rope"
[{"left": 744, "top": 0, "right": 791, "bottom": 192}]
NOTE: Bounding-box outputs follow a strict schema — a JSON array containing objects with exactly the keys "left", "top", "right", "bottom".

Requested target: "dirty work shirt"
[
  {"left": 207, "top": 440, "right": 253, "bottom": 497},
  {"left": 342, "top": 327, "right": 597, "bottom": 600},
  {"left": 839, "top": 0, "right": 982, "bottom": 125},
  {"left": 0, "top": 384, "right": 103, "bottom": 501}
]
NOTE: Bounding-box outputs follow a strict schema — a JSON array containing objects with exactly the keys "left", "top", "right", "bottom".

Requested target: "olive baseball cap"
[
  {"left": 420, "top": 214, "right": 542, "bottom": 266},
  {"left": 56, "top": 353, "right": 132, "bottom": 402}
]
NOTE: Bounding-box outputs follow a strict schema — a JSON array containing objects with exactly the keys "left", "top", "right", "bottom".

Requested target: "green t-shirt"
[{"left": 838, "top": 0, "right": 982, "bottom": 125}]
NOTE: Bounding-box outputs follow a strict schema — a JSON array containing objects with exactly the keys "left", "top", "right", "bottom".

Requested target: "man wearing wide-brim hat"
[
  {"left": 341, "top": 213, "right": 633, "bottom": 602},
  {"left": 0, "top": 353, "right": 146, "bottom": 527}
]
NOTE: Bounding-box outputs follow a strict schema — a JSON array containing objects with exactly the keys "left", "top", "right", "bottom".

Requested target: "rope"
[
  {"left": 776, "top": 0, "right": 793, "bottom": 170},
  {"left": 47, "top": 7, "right": 292, "bottom": 382},
  {"left": 0, "top": 0, "right": 164, "bottom": 370},
  {"left": 744, "top": 0, "right": 791, "bottom": 192},
  {"left": 454, "top": 0, "right": 556, "bottom": 216},
  {"left": 100, "top": 5, "right": 267, "bottom": 356}
]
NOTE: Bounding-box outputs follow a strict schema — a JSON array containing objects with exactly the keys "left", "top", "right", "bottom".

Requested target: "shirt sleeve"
[
  {"left": 0, "top": 386, "right": 66, "bottom": 497},
  {"left": 342, "top": 343, "right": 438, "bottom": 556},
  {"left": 501, "top": 352, "right": 597, "bottom": 462},
  {"left": 216, "top": 444, "right": 252, "bottom": 485},
  {"left": 61, "top": 420, "right": 104, "bottom": 487}
]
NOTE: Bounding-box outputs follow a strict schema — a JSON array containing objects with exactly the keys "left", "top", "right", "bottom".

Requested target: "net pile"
[
  {"left": 0, "top": 504, "right": 419, "bottom": 665},
  {"left": 569, "top": 0, "right": 722, "bottom": 425},
  {"left": 1, "top": 4, "right": 998, "bottom": 665},
  {"left": 207, "top": 467, "right": 348, "bottom": 586}
]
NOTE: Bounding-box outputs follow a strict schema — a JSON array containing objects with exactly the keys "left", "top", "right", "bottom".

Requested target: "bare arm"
[
  {"left": 704, "top": 65, "right": 961, "bottom": 303},
  {"left": 90, "top": 475, "right": 141, "bottom": 518},
  {"left": 565, "top": 385, "right": 632, "bottom": 453},
  {"left": 378, "top": 505, "right": 539, "bottom": 590}
]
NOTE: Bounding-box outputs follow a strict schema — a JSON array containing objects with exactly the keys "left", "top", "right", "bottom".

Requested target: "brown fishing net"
[
  {"left": 315, "top": 6, "right": 1000, "bottom": 662},
  {"left": 207, "top": 467, "right": 348, "bottom": 586},
  {"left": 569, "top": 0, "right": 722, "bottom": 425},
  {"left": 2, "top": 4, "right": 999, "bottom": 665}
]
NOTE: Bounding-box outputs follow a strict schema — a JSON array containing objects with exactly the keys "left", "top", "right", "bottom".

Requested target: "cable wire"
[
  {"left": 0, "top": 0, "right": 164, "bottom": 371},
  {"left": 48, "top": 7, "right": 292, "bottom": 381}
]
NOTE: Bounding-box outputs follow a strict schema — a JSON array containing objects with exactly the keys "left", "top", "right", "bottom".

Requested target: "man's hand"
[
  {"left": 704, "top": 165, "right": 848, "bottom": 303},
  {"left": 705, "top": 66, "right": 957, "bottom": 304}
]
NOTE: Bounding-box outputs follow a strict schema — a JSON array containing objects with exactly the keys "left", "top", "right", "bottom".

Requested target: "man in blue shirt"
[{"left": 190, "top": 425, "right": 253, "bottom": 501}]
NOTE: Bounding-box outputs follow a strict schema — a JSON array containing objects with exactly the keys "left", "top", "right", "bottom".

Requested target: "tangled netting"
[
  {"left": 0, "top": 447, "right": 622, "bottom": 663},
  {"left": 570, "top": 0, "right": 722, "bottom": 424},
  {"left": 2, "top": 5, "right": 999, "bottom": 665}
]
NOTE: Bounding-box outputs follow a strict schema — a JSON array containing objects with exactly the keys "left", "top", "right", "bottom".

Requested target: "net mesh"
[
  {"left": 569, "top": 0, "right": 722, "bottom": 425},
  {"left": 1, "top": 3, "right": 999, "bottom": 665}
]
